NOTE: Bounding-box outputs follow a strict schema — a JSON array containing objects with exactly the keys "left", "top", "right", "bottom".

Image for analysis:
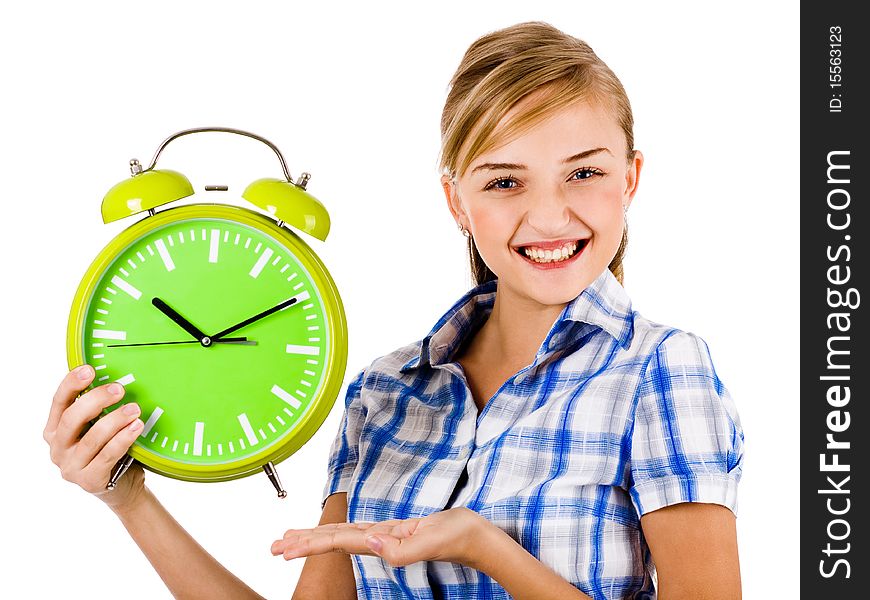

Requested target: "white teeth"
[{"left": 521, "top": 241, "right": 582, "bottom": 263}]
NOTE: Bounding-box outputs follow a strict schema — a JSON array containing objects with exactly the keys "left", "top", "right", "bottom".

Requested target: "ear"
[
  {"left": 623, "top": 150, "right": 644, "bottom": 210},
  {"left": 441, "top": 174, "right": 468, "bottom": 227}
]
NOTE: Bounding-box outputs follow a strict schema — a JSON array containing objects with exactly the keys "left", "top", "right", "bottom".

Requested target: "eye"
[
  {"left": 483, "top": 175, "right": 520, "bottom": 191},
  {"left": 569, "top": 167, "right": 604, "bottom": 181}
]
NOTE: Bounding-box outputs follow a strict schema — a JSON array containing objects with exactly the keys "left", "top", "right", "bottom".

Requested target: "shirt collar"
[{"left": 400, "top": 268, "right": 634, "bottom": 373}]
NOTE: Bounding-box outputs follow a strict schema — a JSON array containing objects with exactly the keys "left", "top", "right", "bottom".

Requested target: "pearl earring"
[{"left": 458, "top": 223, "right": 470, "bottom": 238}]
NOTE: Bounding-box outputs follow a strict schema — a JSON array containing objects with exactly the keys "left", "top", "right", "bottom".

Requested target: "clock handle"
[
  {"left": 145, "top": 127, "right": 295, "bottom": 183},
  {"left": 263, "top": 462, "right": 287, "bottom": 499}
]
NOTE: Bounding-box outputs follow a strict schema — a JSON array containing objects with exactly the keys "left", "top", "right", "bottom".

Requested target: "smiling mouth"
[{"left": 513, "top": 239, "right": 588, "bottom": 264}]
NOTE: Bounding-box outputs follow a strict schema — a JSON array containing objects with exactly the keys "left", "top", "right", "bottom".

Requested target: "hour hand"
[{"left": 152, "top": 297, "right": 209, "bottom": 345}]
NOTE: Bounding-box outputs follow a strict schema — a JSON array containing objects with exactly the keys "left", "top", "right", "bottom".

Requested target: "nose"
[{"left": 524, "top": 184, "right": 572, "bottom": 235}]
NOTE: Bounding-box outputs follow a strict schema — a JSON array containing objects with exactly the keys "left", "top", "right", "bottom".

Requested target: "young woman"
[{"left": 45, "top": 21, "right": 743, "bottom": 600}]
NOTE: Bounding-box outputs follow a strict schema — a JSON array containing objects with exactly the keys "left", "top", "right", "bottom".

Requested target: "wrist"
[
  {"left": 108, "top": 485, "right": 153, "bottom": 521},
  {"left": 464, "top": 518, "right": 513, "bottom": 573}
]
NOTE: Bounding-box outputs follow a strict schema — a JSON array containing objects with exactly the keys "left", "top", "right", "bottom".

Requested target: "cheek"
[
  {"left": 467, "top": 208, "right": 513, "bottom": 250},
  {"left": 571, "top": 200, "right": 624, "bottom": 240}
]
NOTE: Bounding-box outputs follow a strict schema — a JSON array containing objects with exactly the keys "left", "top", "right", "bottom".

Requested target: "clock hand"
[
  {"left": 152, "top": 297, "right": 210, "bottom": 345},
  {"left": 211, "top": 296, "right": 299, "bottom": 341},
  {"left": 107, "top": 337, "right": 256, "bottom": 348}
]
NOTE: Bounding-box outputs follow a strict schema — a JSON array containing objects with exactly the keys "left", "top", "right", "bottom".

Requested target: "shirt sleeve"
[
  {"left": 628, "top": 331, "right": 744, "bottom": 517},
  {"left": 321, "top": 368, "right": 367, "bottom": 509}
]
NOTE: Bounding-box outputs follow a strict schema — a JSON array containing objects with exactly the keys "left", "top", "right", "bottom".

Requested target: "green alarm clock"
[{"left": 66, "top": 127, "right": 348, "bottom": 498}]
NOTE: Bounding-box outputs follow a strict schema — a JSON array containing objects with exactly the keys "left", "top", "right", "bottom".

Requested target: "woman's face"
[{"left": 445, "top": 99, "right": 643, "bottom": 309}]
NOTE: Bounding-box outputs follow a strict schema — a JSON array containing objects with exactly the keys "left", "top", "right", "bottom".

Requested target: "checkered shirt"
[{"left": 322, "top": 268, "right": 744, "bottom": 600}]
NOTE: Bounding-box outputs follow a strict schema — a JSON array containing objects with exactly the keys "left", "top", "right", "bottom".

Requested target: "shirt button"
[{"left": 513, "top": 375, "right": 524, "bottom": 385}]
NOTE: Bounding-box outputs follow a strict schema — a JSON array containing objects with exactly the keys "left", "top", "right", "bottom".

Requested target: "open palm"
[{"left": 271, "top": 506, "right": 491, "bottom": 569}]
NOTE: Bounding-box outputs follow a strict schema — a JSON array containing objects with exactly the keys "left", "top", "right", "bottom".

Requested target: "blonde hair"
[{"left": 439, "top": 21, "right": 635, "bottom": 286}]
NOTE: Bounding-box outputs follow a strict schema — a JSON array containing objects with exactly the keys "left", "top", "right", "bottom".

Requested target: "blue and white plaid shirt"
[{"left": 322, "top": 268, "right": 743, "bottom": 600}]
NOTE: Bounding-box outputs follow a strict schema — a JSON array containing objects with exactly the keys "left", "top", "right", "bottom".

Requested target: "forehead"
[{"left": 470, "top": 99, "right": 624, "bottom": 170}]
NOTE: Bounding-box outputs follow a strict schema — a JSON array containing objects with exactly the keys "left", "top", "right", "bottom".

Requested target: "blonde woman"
[{"left": 45, "top": 21, "right": 743, "bottom": 600}]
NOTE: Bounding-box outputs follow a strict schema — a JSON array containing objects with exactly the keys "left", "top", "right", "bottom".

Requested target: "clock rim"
[{"left": 66, "top": 203, "right": 348, "bottom": 482}]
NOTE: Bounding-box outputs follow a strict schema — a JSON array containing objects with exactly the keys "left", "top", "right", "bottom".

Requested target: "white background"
[{"left": 1, "top": 2, "right": 798, "bottom": 598}]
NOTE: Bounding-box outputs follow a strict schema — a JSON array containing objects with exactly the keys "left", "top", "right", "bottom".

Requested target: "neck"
[{"left": 473, "top": 283, "right": 567, "bottom": 368}]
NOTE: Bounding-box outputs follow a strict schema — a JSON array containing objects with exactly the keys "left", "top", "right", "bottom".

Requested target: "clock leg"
[
  {"left": 263, "top": 462, "right": 287, "bottom": 499},
  {"left": 107, "top": 455, "right": 135, "bottom": 490}
]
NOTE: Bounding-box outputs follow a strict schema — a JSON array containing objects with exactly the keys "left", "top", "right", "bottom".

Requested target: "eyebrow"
[{"left": 470, "top": 147, "right": 613, "bottom": 175}]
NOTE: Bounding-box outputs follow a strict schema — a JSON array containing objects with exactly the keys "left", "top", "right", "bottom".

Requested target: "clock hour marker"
[
  {"left": 93, "top": 329, "right": 127, "bottom": 340},
  {"left": 193, "top": 422, "right": 204, "bottom": 456},
  {"left": 286, "top": 344, "right": 319, "bottom": 356},
  {"left": 115, "top": 373, "right": 136, "bottom": 386},
  {"left": 271, "top": 384, "right": 302, "bottom": 409},
  {"left": 294, "top": 290, "right": 311, "bottom": 303},
  {"left": 111, "top": 275, "right": 142, "bottom": 300},
  {"left": 237, "top": 413, "right": 259, "bottom": 446},
  {"left": 249, "top": 248, "right": 274, "bottom": 278},
  {"left": 209, "top": 229, "right": 220, "bottom": 263},
  {"left": 155, "top": 239, "right": 176, "bottom": 272},
  {"left": 140, "top": 406, "right": 164, "bottom": 438}
]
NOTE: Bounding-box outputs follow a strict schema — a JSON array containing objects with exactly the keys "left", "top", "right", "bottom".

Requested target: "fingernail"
[
  {"left": 365, "top": 536, "right": 382, "bottom": 553},
  {"left": 76, "top": 365, "right": 92, "bottom": 380},
  {"left": 128, "top": 419, "right": 143, "bottom": 432},
  {"left": 122, "top": 403, "right": 140, "bottom": 416},
  {"left": 108, "top": 383, "right": 123, "bottom": 395}
]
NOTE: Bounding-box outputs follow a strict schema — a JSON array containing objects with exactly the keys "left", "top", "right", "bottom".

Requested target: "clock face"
[{"left": 69, "top": 206, "right": 347, "bottom": 481}]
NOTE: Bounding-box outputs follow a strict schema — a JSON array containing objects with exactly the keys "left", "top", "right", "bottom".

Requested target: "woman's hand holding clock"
[{"left": 44, "top": 365, "right": 146, "bottom": 513}]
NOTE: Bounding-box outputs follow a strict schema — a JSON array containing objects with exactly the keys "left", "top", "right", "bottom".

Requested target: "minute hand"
[{"left": 211, "top": 297, "right": 299, "bottom": 340}]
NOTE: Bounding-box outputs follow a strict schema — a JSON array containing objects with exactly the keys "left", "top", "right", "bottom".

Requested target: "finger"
[
  {"left": 365, "top": 533, "right": 438, "bottom": 567},
  {"left": 77, "top": 418, "right": 144, "bottom": 493},
  {"left": 278, "top": 527, "right": 372, "bottom": 559},
  {"left": 70, "top": 401, "right": 141, "bottom": 470},
  {"left": 55, "top": 383, "right": 127, "bottom": 448},
  {"left": 45, "top": 366, "right": 95, "bottom": 437}
]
